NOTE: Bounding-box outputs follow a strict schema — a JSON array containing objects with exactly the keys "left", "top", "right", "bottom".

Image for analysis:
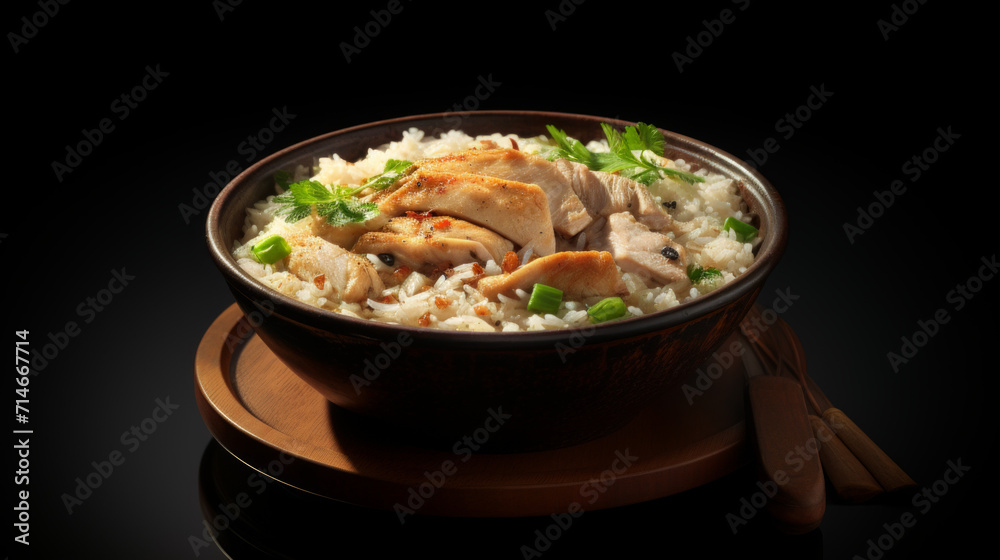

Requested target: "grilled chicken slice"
[
  {"left": 310, "top": 220, "right": 370, "bottom": 251},
  {"left": 352, "top": 216, "right": 514, "bottom": 272},
  {"left": 285, "top": 234, "right": 384, "bottom": 303},
  {"left": 585, "top": 212, "right": 688, "bottom": 284},
  {"left": 477, "top": 250, "right": 628, "bottom": 302},
  {"left": 554, "top": 159, "right": 672, "bottom": 231},
  {"left": 367, "top": 171, "right": 556, "bottom": 256},
  {"left": 416, "top": 148, "right": 592, "bottom": 237},
  {"left": 384, "top": 215, "right": 514, "bottom": 261}
]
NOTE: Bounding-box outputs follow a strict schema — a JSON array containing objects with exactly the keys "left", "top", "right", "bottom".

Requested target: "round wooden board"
[{"left": 195, "top": 304, "right": 749, "bottom": 517}]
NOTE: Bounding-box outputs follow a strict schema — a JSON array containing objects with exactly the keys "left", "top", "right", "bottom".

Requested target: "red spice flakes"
[
  {"left": 474, "top": 304, "right": 490, "bottom": 316},
  {"left": 405, "top": 210, "right": 435, "bottom": 220},
  {"left": 313, "top": 274, "right": 326, "bottom": 290},
  {"left": 429, "top": 261, "right": 454, "bottom": 279},
  {"left": 434, "top": 296, "right": 452, "bottom": 309},
  {"left": 434, "top": 218, "right": 451, "bottom": 230},
  {"left": 510, "top": 137, "right": 519, "bottom": 151},
  {"left": 392, "top": 265, "right": 412, "bottom": 283},
  {"left": 462, "top": 262, "right": 487, "bottom": 288},
  {"left": 418, "top": 312, "right": 432, "bottom": 327},
  {"left": 501, "top": 251, "right": 519, "bottom": 274}
]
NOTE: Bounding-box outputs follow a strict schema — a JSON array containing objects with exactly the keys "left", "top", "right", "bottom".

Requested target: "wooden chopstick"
[
  {"left": 770, "top": 317, "right": 916, "bottom": 494},
  {"left": 739, "top": 307, "right": 898, "bottom": 502}
]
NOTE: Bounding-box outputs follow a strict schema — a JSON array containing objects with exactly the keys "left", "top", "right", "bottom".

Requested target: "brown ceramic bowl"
[{"left": 206, "top": 111, "right": 787, "bottom": 452}]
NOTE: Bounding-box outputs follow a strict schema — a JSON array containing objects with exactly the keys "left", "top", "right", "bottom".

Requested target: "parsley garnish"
[
  {"left": 544, "top": 123, "right": 705, "bottom": 185},
  {"left": 687, "top": 264, "right": 723, "bottom": 284},
  {"left": 544, "top": 125, "right": 601, "bottom": 169},
  {"left": 272, "top": 159, "right": 412, "bottom": 226},
  {"left": 273, "top": 180, "right": 379, "bottom": 225},
  {"left": 361, "top": 159, "right": 413, "bottom": 191},
  {"left": 274, "top": 169, "right": 294, "bottom": 189}
]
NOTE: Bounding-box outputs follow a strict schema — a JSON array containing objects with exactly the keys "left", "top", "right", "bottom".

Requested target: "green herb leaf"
[
  {"left": 274, "top": 180, "right": 375, "bottom": 225},
  {"left": 601, "top": 123, "right": 629, "bottom": 159},
  {"left": 623, "top": 122, "right": 666, "bottom": 155},
  {"left": 361, "top": 159, "right": 413, "bottom": 191},
  {"left": 272, "top": 159, "right": 412, "bottom": 227},
  {"left": 316, "top": 198, "right": 380, "bottom": 226},
  {"left": 687, "top": 264, "right": 723, "bottom": 284},
  {"left": 274, "top": 169, "right": 294, "bottom": 188},
  {"left": 545, "top": 124, "right": 705, "bottom": 186},
  {"left": 287, "top": 180, "right": 336, "bottom": 205},
  {"left": 274, "top": 200, "right": 312, "bottom": 223},
  {"left": 544, "top": 125, "right": 599, "bottom": 168}
]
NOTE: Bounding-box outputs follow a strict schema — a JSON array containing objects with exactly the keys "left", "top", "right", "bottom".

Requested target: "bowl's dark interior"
[{"left": 206, "top": 111, "right": 787, "bottom": 451}]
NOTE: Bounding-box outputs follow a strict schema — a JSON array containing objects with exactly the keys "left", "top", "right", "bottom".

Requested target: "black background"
[{"left": 6, "top": 0, "right": 995, "bottom": 558}]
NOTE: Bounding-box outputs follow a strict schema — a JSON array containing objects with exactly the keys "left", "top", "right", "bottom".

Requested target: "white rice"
[{"left": 233, "top": 128, "right": 760, "bottom": 331}]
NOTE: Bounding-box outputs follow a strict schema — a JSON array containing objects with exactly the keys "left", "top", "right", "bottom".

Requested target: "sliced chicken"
[
  {"left": 554, "top": 159, "right": 672, "bottom": 231},
  {"left": 386, "top": 215, "right": 515, "bottom": 260},
  {"left": 351, "top": 216, "right": 514, "bottom": 272},
  {"left": 310, "top": 220, "right": 370, "bottom": 250},
  {"left": 366, "top": 171, "right": 556, "bottom": 256},
  {"left": 416, "top": 148, "right": 592, "bottom": 237},
  {"left": 585, "top": 212, "right": 688, "bottom": 284},
  {"left": 285, "top": 234, "right": 384, "bottom": 303},
  {"left": 477, "top": 250, "right": 628, "bottom": 302}
]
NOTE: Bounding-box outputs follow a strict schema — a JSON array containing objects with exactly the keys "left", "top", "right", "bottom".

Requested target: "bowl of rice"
[{"left": 206, "top": 111, "right": 787, "bottom": 452}]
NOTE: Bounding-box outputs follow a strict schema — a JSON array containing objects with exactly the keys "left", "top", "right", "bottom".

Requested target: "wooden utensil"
[
  {"left": 774, "top": 316, "right": 915, "bottom": 493},
  {"left": 739, "top": 332, "right": 825, "bottom": 534},
  {"left": 743, "top": 306, "right": 915, "bottom": 497},
  {"left": 741, "top": 319, "right": 883, "bottom": 503}
]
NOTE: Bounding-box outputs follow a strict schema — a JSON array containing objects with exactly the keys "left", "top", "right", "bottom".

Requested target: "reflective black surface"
[
  {"left": 8, "top": 1, "right": 992, "bottom": 558},
  {"left": 197, "top": 438, "right": 827, "bottom": 559}
]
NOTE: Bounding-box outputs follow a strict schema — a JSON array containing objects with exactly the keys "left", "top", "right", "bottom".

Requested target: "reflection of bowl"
[{"left": 206, "top": 111, "right": 787, "bottom": 452}]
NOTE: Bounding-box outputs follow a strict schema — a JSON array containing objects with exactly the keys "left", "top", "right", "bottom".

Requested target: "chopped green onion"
[
  {"left": 687, "top": 264, "right": 722, "bottom": 284},
  {"left": 722, "top": 216, "right": 758, "bottom": 243},
  {"left": 588, "top": 297, "right": 627, "bottom": 323},
  {"left": 527, "top": 283, "right": 563, "bottom": 315},
  {"left": 251, "top": 235, "right": 292, "bottom": 264}
]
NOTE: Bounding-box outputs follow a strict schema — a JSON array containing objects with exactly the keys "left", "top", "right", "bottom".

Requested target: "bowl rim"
[{"left": 206, "top": 110, "right": 788, "bottom": 349}]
